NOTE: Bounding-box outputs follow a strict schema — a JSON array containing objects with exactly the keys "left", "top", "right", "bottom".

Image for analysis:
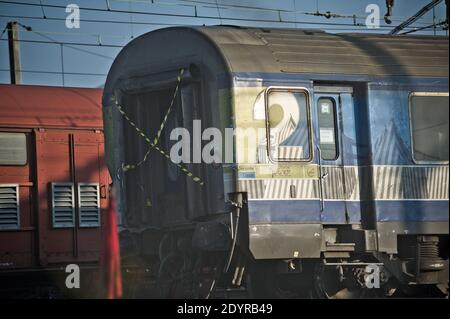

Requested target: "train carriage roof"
[
  {"left": 196, "top": 26, "right": 449, "bottom": 77},
  {"left": 104, "top": 26, "right": 448, "bottom": 105},
  {"left": 0, "top": 84, "right": 103, "bottom": 129}
]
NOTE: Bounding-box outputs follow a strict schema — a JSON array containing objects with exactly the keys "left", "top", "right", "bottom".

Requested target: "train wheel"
[
  {"left": 157, "top": 253, "right": 184, "bottom": 298},
  {"left": 312, "top": 264, "right": 367, "bottom": 299},
  {"left": 312, "top": 263, "right": 390, "bottom": 299},
  {"left": 312, "top": 264, "right": 348, "bottom": 299}
]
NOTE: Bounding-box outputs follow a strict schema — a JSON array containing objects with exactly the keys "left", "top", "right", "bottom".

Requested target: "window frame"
[
  {"left": 0, "top": 132, "right": 28, "bottom": 166},
  {"left": 317, "top": 96, "right": 340, "bottom": 161},
  {"left": 264, "top": 87, "right": 313, "bottom": 163},
  {"left": 408, "top": 92, "right": 449, "bottom": 165}
]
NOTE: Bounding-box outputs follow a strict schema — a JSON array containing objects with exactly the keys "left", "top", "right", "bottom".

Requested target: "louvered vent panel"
[
  {"left": 78, "top": 183, "right": 100, "bottom": 227},
  {"left": 0, "top": 184, "right": 19, "bottom": 229},
  {"left": 51, "top": 183, "right": 75, "bottom": 228}
]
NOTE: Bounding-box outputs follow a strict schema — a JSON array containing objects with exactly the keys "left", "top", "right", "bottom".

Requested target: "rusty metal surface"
[{"left": 0, "top": 84, "right": 103, "bottom": 129}]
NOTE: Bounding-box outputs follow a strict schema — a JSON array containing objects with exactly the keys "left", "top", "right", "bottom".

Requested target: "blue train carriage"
[{"left": 103, "top": 26, "right": 449, "bottom": 298}]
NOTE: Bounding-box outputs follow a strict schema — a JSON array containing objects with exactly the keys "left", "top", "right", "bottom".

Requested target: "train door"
[
  {"left": 73, "top": 131, "right": 109, "bottom": 263},
  {"left": 314, "top": 86, "right": 355, "bottom": 224},
  {"left": 35, "top": 130, "right": 107, "bottom": 266}
]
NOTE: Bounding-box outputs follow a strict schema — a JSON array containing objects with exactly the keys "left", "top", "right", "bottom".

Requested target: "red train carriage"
[{"left": 0, "top": 84, "right": 110, "bottom": 298}]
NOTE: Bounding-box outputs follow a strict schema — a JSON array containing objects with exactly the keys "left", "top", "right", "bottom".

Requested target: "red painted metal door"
[{"left": 73, "top": 132, "right": 109, "bottom": 263}]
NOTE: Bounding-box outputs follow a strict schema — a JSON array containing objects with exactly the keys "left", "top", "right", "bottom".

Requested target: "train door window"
[
  {"left": 410, "top": 93, "right": 449, "bottom": 163},
  {"left": 266, "top": 89, "right": 311, "bottom": 161},
  {"left": 317, "top": 98, "right": 339, "bottom": 160},
  {"left": 0, "top": 132, "right": 27, "bottom": 165}
]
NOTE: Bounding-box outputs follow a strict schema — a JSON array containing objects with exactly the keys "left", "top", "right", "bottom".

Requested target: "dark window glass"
[
  {"left": 410, "top": 94, "right": 449, "bottom": 162},
  {"left": 0, "top": 133, "right": 27, "bottom": 165},
  {"left": 317, "top": 98, "right": 338, "bottom": 160}
]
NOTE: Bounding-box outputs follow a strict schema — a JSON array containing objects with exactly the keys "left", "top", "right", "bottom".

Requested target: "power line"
[
  {"left": 38, "top": 0, "right": 46, "bottom": 19},
  {"left": 0, "top": 0, "right": 440, "bottom": 28},
  {"left": 31, "top": 29, "right": 117, "bottom": 60},
  {"left": 400, "top": 20, "right": 448, "bottom": 35},
  {"left": 0, "top": 24, "right": 7, "bottom": 39},
  {"left": 0, "top": 68, "right": 107, "bottom": 77},
  {"left": 0, "top": 13, "right": 439, "bottom": 34},
  {"left": 0, "top": 23, "right": 443, "bottom": 52},
  {"left": 177, "top": 0, "right": 439, "bottom": 25},
  {"left": 0, "top": 38, "right": 123, "bottom": 48},
  {"left": 0, "top": 14, "right": 187, "bottom": 27},
  {"left": 26, "top": 28, "right": 128, "bottom": 40},
  {"left": 390, "top": 0, "right": 444, "bottom": 34},
  {"left": 0, "top": 0, "right": 273, "bottom": 23},
  {"left": 3, "top": 21, "right": 124, "bottom": 57}
]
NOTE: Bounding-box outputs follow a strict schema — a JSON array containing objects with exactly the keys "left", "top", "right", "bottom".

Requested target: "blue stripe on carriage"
[
  {"left": 375, "top": 200, "right": 449, "bottom": 222},
  {"left": 247, "top": 199, "right": 448, "bottom": 224},
  {"left": 248, "top": 200, "right": 322, "bottom": 223}
]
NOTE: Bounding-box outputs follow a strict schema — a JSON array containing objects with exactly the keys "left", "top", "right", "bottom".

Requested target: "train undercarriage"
[{"left": 119, "top": 224, "right": 449, "bottom": 299}]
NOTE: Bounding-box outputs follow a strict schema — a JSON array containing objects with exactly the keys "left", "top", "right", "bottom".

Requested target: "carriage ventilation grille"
[
  {"left": 0, "top": 184, "right": 19, "bottom": 230},
  {"left": 78, "top": 183, "right": 100, "bottom": 228},
  {"left": 51, "top": 183, "right": 75, "bottom": 228}
]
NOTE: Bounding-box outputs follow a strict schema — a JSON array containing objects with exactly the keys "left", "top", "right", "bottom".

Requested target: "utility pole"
[{"left": 7, "top": 21, "right": 22, "bottom": 84}]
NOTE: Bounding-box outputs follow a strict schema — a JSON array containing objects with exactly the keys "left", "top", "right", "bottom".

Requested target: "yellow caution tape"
[{"left": 113, "top": 69, "right": 204, "bottom": 187}]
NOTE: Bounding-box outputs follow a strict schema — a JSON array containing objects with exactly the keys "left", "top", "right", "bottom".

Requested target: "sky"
[{"left": 0, "top": 0, "right": 448, "bottom": 88}]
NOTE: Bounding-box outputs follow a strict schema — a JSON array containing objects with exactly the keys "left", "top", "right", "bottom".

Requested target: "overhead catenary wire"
[
  {"left": 38, "top": 0, "right": 46, "bottom": 19},
  {"left": 0, "top": 14, "right": 188, "bottom": 28},
  {"left": 390, "top": 0, "right": 444, "bottom": 34},
  {"left": 2, "top": 27, "right": 444, "bottom": 57},
  {"left": 0, "top": 22, "right": 444, "bottom": 54},
  {"left": 0, "top": 0, "right": 440, "bottom": 27},
  {"left": 0, "top": 38, "right": 123, "bottom": 48},
  {"left": 0, "top": 24, "right": 7, "bottom": 39},
  {"left": 9, "top": 22, "right": 118, "bottom": 60},
  {"left": 400, "top": 20, "right": 448, "bottom": 35},
  {"left": 177, "top": 0, "right": 440, "bottom": 24},
  {"left": 0, "top": 68, "right": 107, "bottom": 76},
  {"left": 31, "top": 30, "right": 117, "bottom": 60},
  {"left": 0, "top": 13, "right": 440, "bottom": 37}
]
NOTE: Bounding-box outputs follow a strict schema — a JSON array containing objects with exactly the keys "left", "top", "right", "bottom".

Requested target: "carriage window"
[
  {"left": 267, "top": 90, "right": 311, "bottom": 161},
  {"left": 0, "top": 133, "right": 27, "bottom": 165},
  {"left": 317, "top": 98, "right": 338, "bottom": 160},
  {"left": 410, "top": 93, "right": 449, "bottom": 162}
]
